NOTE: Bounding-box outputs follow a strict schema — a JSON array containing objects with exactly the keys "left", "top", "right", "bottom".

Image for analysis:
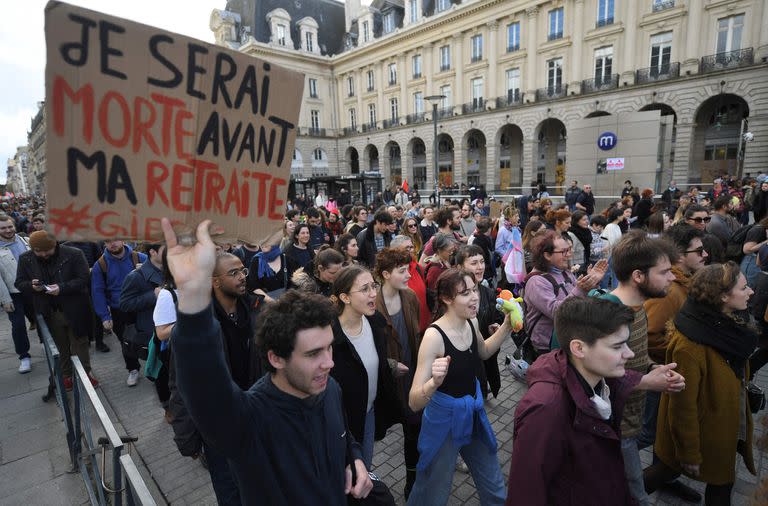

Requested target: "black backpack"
[{"left": 725, "top": 224, "right": 756, "bottom": 263}]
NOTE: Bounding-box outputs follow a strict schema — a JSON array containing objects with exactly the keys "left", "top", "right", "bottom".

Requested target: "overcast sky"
[{"left": 1, "top": 0, "right": 219, "bottom": 184}]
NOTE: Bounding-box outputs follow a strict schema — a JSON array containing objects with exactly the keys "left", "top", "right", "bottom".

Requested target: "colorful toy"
[{"left": 496, "top": 289, "right": 524, "bottom": 332}]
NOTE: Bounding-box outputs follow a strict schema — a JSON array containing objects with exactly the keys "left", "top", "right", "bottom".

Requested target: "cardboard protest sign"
[
  {"left": 489, "top": 201, "right": 503, "bottom": 220},
  {"left": 45, "top": 1, "right": 303, "bottom": 244}
]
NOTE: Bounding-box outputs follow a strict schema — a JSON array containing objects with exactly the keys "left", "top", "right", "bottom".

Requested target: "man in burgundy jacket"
[{"left": 505, "top": 297, "right": 685, "bottom": 506}]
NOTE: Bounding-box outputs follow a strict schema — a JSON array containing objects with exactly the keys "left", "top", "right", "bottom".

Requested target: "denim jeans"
[
  {"left": 8, "top": 293, "right": 29, "bottom": 360},
  {"left": 362, "top": 408, "right": 375, "bottom": 469},
  {"left": 741, "top": 254, "right": 760, "bottom": 289},
  {"left": 407, "top": 429, "right": 505, "bottom": 506},
  {"left": 621, "top": 436, "right": 650, "bottom": 506},
  {"left": 637, "top": 390, "right": 660, "bottom": 450},
  {"left": 203, "top": 442, "right": 241, "bottom": 506}
]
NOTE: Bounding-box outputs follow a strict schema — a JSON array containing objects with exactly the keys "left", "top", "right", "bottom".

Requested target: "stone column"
[
  {"left": 377, "top": 62, "right": 385, "bottom": 125},
  {"left": 399, "top": 54, "right": 408, "bottom": 122},
  {"left": 525, "top": 7, "right": 539, "bottom": 99},
  {"left": 672, "top": 122, "right": 695, "bottom": 183},
  {"left": 485, "top": 142, "right": 498, "bottom": 191},
  {"left": 453, "top": 33, "right": 464, "bottom": 113},
  {"left": 621, "top": 2, "right": 638, "bottom": 85},
  {"left": 743, "top": 115, "right": 768, "bottom": 176},
  {"left": 683, "top": 0, "right": 703, "bottom": 74},
  {"left": 570, "top": 0, "right": 584, "bottom": 92},
  {"left": 424, "top": 43, "right": 434, "bottom": 97},
  {"left": 522, "top": 139, "right": 537, "bottom": 187},
  {"left": 426, "top": 133, "right": 436, "bottom": 193},
  {"left": 487, "top": 22, "right": 499, "bottom": 104},
  {"left": 453, "top": 144, "right": 464, "bottom": 187},
  {"left": 756, "top": 0, "right": 768, "bottom": 62},
  {"left": 356, "top": 70, "right": 364, "bottom": 128}
]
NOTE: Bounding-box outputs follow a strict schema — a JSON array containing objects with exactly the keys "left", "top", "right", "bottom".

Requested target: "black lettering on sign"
[
  {"left": 60, "top": 13, "right": 97, "bottom": 67},
  {"left": 99, "top": 20, "right": 127, "bottom": 80},
  {"left": 66, "top": 147, "right": 137, "bottom": 205},
  {"left": 186, "top": 43, "right": 209, "bottom": 100},
  {"left": 147, "top": 35, "right": 183, "bottom": 89}
]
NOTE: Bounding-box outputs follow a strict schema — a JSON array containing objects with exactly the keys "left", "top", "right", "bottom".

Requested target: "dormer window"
[
  {"left": 363, "top": 20, "right": 370, "bottom": 42},
  {"left": 305, "top": 32, "right": 314, "bottom": 52},
  {"left": 267, "top": 8, "right": 293, "bottom": 48},
  {"left": 277, "top": 25, "right": 287, "bottom": 46},
  {"left": 297, "top": 17, "right": 319, "bottom": 54},
  {"left": 383, "top": 12, "right": 395, "bottom": 34}
]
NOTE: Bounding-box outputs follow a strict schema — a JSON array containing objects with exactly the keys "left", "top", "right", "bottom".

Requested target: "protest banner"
[
  {"left": 489, "top": 201, "right": 503, "bottom": 220},
  {"left": 45, "top": 1, "right": 304, "bottom": 244}
]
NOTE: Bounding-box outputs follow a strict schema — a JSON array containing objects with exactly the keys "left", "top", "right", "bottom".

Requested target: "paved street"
[{"left": 1, "top": 314, "right": 766, "bottom": 505}]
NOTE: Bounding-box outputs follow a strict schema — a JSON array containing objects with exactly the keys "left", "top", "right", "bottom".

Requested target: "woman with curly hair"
[{"left": 645, "top": 262, "right": 758, "bottom": 505}]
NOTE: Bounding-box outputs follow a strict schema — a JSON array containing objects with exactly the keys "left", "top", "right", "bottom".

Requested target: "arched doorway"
[
  {"left": 691, "top": 94, "right": 749, "bottom": 183},
  {"left": 408, "top": 137, "right": 427, "bottom": 191},
  {"left": 639, "top": 103, "right": 677, "bottom": 189},
  {"left": 364, "top": 144, "right": 380, "bottom": 172},
  {"left": 497, "top": 124, "right": 524, "bottom": 191},
  {"left": 535, "top": 119, "right": 567, "bottom": 188},
  {"left": 291, "top": 148, "right": 304, "bottom": 177},
  {"left": 311, "top": 148, "right": 328, "bottom": 177},
  {"left": 437, "top": 133, "right": 454, "bottom": 188},
  {"left": 463, "top": 130, "right": 486, "bottom": 189},
  {"left": 345, "top": 146, "right": 360, "bottom": 174},
  {"left": 385, "top": 141, "right": 402, "bottom": 186}
]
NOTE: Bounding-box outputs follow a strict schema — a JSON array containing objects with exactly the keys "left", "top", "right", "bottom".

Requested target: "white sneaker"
[
  {"left": 18, "top": 357, "right": 31, "bottom": 374},
  {"left": 126, "top": 369, "right": 140, "bottom": 387}
]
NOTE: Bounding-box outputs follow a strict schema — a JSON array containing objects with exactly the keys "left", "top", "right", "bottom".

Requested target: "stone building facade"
[
  {"left": 26, "top": 102, "right": 46, "bottom": 195},
  {"left": 211, "top": 0, "right": 768, "bottom": 197}
]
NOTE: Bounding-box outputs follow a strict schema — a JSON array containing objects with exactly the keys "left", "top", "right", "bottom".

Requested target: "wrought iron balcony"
[
  {"left": 437, "top": 107, "right": 454, "bottom": 119},
  {"left": 635, "top": 62, "right": 680, "bottom": 84},
  {"left": 700, "top": 48, "right": 754, "bottom": 73},
  {"left": 548, "top": 31, "right": 563, "bottom": 41},
  {"left": 461, "top": 99, "right": 485, "bottom": 114},
  {"left": 406, "top": 113, "right": 426, "bottom": 125},
  {"left": 304, "top": 127, "right": 327, "bottom": 137},
  {"left": 535, "top": 85, "right": 567, "bottom": 101},
  {"left": 382, "top": 117, "right": 400, "bottom": 129},
  {"left": 342, "top": 127, "right": 358, "bottom": 136},
  {"left": 496, "top": 90, "right": 523, "bottom": 108},
  {"left": 506, "top": 44, "right": 520, "bottom": 53},
  {"left": 652, "top": 0, "right": 675, "bottom": 12},
  {"left": 470, "top": 55, "right": 483, "bottom": 63},
  {"left": 595, "top": 17, "right": 614, "bottom": 28},
  {"left": 581, "top": 74, "right": 619, "bottom": 94},
  {"left": 362, "top": 122, "right": 378, "bottom": 133},
  {"left": 439, "top": 64, "right": 451, "bottom": 72}
]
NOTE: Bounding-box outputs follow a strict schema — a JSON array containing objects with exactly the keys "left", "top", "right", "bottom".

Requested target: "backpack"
[
  {"left": 725, "top": 224, "right": 756, "bottom": 263},
  {"left": 97, "top": 250, "right": 141, "bottom": 282},
  {"left": 517, "top": 270, "right": 576, "bottom": 359}
]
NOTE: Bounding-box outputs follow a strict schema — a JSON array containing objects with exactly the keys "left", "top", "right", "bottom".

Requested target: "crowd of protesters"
[{"left": 3, "top": 173, "right": 768, "bottom": 505}]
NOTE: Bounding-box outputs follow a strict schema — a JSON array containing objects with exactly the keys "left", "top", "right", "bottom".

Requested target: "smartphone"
[{"left": 44, "top": 284, "right": 55, "bottom": 292}]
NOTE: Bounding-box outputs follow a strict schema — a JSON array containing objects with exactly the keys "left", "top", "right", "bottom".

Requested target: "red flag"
[{"left": 402, "top": 178, "right": 409, "bottom": 193}]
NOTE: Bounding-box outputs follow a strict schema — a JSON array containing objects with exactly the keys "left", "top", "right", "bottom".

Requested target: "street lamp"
[
  {"left": 425, "top": 94, "right": 447, "bottom": 208},
  {"left": 736, "top": 118, "right": 754, "bottom": 179}
]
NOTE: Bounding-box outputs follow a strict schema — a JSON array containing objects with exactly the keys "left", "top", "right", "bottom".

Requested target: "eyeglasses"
[
  {"left": 684, "top": 246, "right": 706, "bottom": 256},
  {"left": 219, "top": 267, "right": 249, "bottom": 278},
  {"left": 552, "top": 248, "right": 572, "bottom": 255},
  {"left": 350, "top": 282, "right": 381, "bottom": 295},
  {"left": 407, "top": 223, "right": 418, "bottom": 228},
  {"left": 688, "top": 216, "right": 712, "bottom": 224}
]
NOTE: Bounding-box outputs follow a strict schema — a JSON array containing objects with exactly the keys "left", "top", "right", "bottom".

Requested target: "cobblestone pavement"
[{"left": 1, "top": 315, "right": 765, "bottom": 505}]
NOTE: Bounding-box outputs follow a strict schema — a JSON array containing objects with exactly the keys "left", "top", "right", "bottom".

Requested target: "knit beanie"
[{"left": 28, "top": 231, "right": 57, "bottom": 251}]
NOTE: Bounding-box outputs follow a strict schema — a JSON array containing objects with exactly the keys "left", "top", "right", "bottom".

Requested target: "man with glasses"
[
  {"left": 169, "top": 251, "right": 265, "bottom": 506},
  {"left": 638, "top": 223, "right": 706, "bottom": 503},
  {"left": 683, "top": 204, "right": 711, "bottom": 232}
]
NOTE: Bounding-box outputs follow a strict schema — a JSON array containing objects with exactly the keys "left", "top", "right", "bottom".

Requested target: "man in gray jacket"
[{"left": 0, "top": 215, "right": 31, "bottom": 373}]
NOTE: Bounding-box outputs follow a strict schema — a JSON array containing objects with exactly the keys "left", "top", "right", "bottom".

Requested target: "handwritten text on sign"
[{"left": 45, "top": 1, "right": 304, "bottom": 242}]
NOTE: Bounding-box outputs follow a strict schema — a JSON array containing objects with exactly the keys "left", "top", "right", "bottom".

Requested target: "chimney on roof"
[{"left": 345, "top": 0, "right": 362, "bottom": 31}]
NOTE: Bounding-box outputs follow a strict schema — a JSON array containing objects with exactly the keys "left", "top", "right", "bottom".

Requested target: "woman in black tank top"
[{"left": 406, "top": 269, "right": 513, "bottom": 506}]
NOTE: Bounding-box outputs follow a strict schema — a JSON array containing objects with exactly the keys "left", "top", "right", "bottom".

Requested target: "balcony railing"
[
  {"left": 388, "top": 79, "right": 397, "bottom": 86},
  {"left": 581, "top": 74, "right": 619, "bottom": 94},
  {"left": 507, "top": 44, "right": 520, "bottom": 53},
  {"left": 382, "top": 117, "right": 400, "bottom": 129},
  {"left": 406, "top": 113, "right": 426, "bottom": 124},
  {"left": 595, "top": 17, "right": 614, "bottom": 28},
  {"left": 652, "top": 0, "right": 675, "bottom": 12},
  {"left": 461, "top": 99, "right": 485, "bottom": 114},
  {"left": 367, "top": 86, "right": 374, "bottom": 92},
  {"left": 342, "top": 127, "right": 357, "bottom": 136},
  {"left": 362, "top": 122, "right": 378, "bottom": 133},
  {"left": 496, "top": 90, "right": 523, "bottom": 108},
  {"left": 535, "top": 85, "right": 567, "bottom": 101},
  {"left": 439, "top": 64, "right": 451, "bottom": 72},
  {"left": 635, "top": 62, "right": 680, "bottom": 84},
  {"left": 700, "top": 48, "right": 754, "bottom": 73},
  {"left": 413, "top": 72, "right": 422, "bottom": 79},
  {"left": 304, "top": 127, "right": 327, "bottom": 137},
  {"left": 548, "top": 31, "right": 563, "bottom": 41},
  {"left": 470, "top": 54, "right": 483, "bottom": 63},
  {"left": 437, "top": 107, "right": 454, "bottom": 119}
]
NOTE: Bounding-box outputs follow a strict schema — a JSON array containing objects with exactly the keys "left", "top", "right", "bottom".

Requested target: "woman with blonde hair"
[
  {"left": 402, "top": 215, "right": 424, "bottom": 257},
  {"left": 645, "top": 262, "right": 757, "bottom": 505}
]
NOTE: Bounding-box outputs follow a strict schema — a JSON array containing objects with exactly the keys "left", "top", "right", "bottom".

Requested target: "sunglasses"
[
  {"left": 684, "top": 246, "right": 706, "bottom": 256},
  {"left": 688, "top": 216, "right": 712, "bottom": 224}
]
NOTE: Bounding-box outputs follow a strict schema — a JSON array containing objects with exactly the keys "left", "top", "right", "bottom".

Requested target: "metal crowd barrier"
[{"left": 38, "top": 314, "right": 157, "bottom": 506}]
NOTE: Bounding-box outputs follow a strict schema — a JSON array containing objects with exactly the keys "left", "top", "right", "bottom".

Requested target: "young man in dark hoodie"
[
  {"left": 505, "top": 297, "right": 685, "bottom": 506},
  {"left": 164, "top": 220, "right": 372, "bottom": 505}
]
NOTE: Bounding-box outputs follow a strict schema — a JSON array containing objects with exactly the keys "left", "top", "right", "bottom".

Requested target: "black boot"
[
  {"left": 658, "top": 480, "right": 702, "bottom": 503},
  {"left": 404, "top": 468, "right": 417, "bottom": 500}
]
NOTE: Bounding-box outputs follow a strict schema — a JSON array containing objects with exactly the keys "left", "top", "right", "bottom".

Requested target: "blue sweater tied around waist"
[{"left": 416, "top": 379, "right": 497, "bottom": 470}]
